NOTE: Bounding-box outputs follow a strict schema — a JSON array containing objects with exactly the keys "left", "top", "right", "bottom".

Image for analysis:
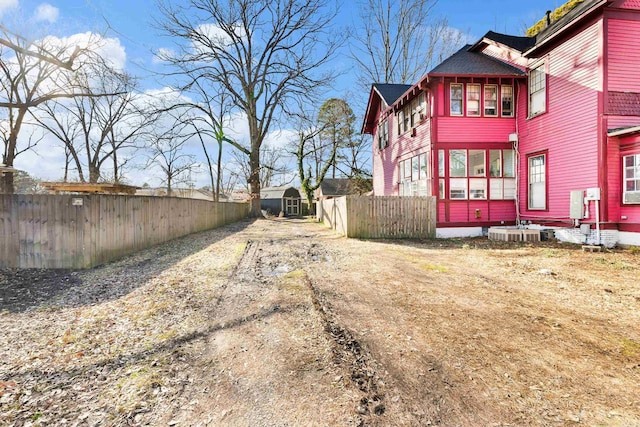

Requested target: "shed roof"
[
  {"left": 260, "top": 186, "right": 300, "bottom": 199},
  {"left": 428, "top": 45, "right": 526, "bottom": 76}
]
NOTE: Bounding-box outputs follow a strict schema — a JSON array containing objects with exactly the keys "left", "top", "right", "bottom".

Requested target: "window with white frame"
[
  {"left": 450, "top": 84, "right": 463, "bottom": 116},
  {"left": 410, "top": 92, "right": 427, "bottom": 127},
  {"left": 528, "top": 153, "right": 546, "bottom": 209},
  {"left": 484, "top": 85, "right": 498, "bottom": 116},
  {"left": 399, "top": 153, "right": 429, "bottom": 196},
  {"left": 437, "top": 149, "right": 515, "bottom": 200},
  {"left": 489, "top": 149, "right": 516, "bottom": 199},
  {"left": 501, "top": 85, "right": 513, "bottom": 117},
  {"left": 377, "top": 120, "right": 388, "bottom": 150},
  {"left": 624, "top": 154, "right": 640, "bottom": 204},
  {"left": 467, "top": 84, "right": 481, "bottom": 116},
  {"left": 529, "top": 64, "right": 546, "bottom": 116}
]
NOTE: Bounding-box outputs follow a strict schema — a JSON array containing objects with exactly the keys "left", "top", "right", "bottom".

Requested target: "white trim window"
[
  {"left": 501, "top": 85, "right": 514, "bottom": 117},
  {"left": 529, "top": 64, "right": 546, "bottom": 117},
  {"left": 624, "top": 154, "right": 640, "bottom": 204},
  {"left": 377, "top": 120, "right": 388, "bottom": 150},
  {"left": 489, "top": 149, "right": 516, "bottom": 200},
  {"left": 528, "top": 154, "right": 546, "bottom": 209},
  {"left": 467, "top": 84, "right": 481, "bottom": 116},
  {"left": 450, "top": 83, "right": 463, "bottom": 116},
  {"left": 484, "top": 85, "right": 498, "bottom": 116},
  {"left": 399, "top": 153, "right": 430, "bottom": 196}
]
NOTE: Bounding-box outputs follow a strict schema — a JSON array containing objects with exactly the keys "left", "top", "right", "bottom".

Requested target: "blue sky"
[{"left": 3, "top": 0, "right": 566, "bottom": 187}]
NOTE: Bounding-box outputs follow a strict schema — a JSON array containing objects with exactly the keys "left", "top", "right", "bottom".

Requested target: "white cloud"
[
  {"left": 0, "top": 0, "right": 18, "bottom": 17},
  {"left": 152, "top": 47, "right": 176, "bottom": 65},
  {"left": 33, "top": 3, "right": 58, "bottom": 23}
]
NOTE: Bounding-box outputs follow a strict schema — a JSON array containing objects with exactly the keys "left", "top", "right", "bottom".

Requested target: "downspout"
[{"left": 514, "top": 81, "right": 521, "bottom": 226}]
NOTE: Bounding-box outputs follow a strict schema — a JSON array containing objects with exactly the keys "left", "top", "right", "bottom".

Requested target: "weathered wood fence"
[
  {"left": 0, "top": 194, "right": 249, "bottom": 269},
  {"left": 317, "top": 196, "right": 436, "bottom": 239}
]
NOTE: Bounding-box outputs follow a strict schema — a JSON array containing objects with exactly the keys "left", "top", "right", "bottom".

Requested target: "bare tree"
[
  {"left": 158, "top": 0, "right": 341, "bottom": 216},
  {"left": 0, "top": 25, "right": 114, "bottom": 193},
  {"left": 351, "top": 0, "right": 467, "bottom": 86},
  {"left": 144, "top": 120, "right": 198, "bottom": 196},
  {"left": 33, "top": 61, "right": 149, "bottom": 184},
  {"left": 231, "top": 143, "right": 294, "bottom": 191}
]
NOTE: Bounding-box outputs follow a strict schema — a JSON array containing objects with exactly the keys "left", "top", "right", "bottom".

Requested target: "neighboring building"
[
  {"left": 260, "top": 186, "right": 301, "bottom": 216},
  {"left": 363, "top": 0, "right": 640, "bottom": 246},
  {"left": 315, "top": 178, "right": 373, "bottom": 200},
  {"left": 136, "top": 187, "right": 218, "bottom": 200}
]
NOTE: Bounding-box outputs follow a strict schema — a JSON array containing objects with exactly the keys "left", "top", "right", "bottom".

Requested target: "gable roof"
[
  {"left": 373, "top": 83, "right": 412, "bottom": 106},
  {"left": 260, "top": 186, "right": 300, "bottom": 199},
  {"left": 362, "top": 83, "right": 412, "bottom": 134},
  {"left": 474, "top": 31, "right": 536, "bottom": 53},
  {"left": 428, "top": 45, "right": 526, "bottom": 76}
]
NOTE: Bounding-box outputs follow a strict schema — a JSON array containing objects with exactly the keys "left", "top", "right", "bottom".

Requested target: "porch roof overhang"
[{"left": 608, "top": 125, "right": 640, "bottom": 137}]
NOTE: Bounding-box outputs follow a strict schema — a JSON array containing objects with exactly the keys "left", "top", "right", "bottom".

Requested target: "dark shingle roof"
[
  {"left": 428, "top": 45, "right": 526, "bottom": 76},
  {"left": 319, "top": 179, "right": 353, "bottom": 197},
  {"left": 482, "top": 31, "right": 536, "bottom": 52},
  {"left": 373, "top": 83, "right": 412, "bottom": 106}
]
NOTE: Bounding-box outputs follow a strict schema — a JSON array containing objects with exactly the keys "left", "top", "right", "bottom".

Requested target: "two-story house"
[{"left": 363, "top": 0, "right": 640, "bottom": 246}]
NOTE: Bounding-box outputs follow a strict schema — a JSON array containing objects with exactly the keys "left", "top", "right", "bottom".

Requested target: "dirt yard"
[{"left": 1, "top": 218, "right": 639, "bottom": 426}]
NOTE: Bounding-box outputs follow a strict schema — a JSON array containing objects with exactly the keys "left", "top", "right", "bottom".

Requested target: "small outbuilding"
[
  {"left": 315, "top": 178, "right": 373, "bottom": 200},
  {"left": 260, "top": 186, "right": 301, "bottom": 216}
]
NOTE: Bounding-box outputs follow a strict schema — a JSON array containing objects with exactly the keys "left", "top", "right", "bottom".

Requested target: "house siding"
[
  {"left": 372, "top": 109, "right": 433, "bottom": 196},
  {"left": 518, "top": 19, "right": 602, "bottom": 222},
  {"left": 607, "top": 17, "right": 640, "bottom": 92},
  {"left": 437, "top": 117, "right": 516, "bottom": 143},
  {"left": 479, "top": 44, "right": 528, "bottom": 71}
]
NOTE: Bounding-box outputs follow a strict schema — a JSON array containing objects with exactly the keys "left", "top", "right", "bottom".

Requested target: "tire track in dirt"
[{"left": 301, "top": 241, "right": 391, "bottom": 426}]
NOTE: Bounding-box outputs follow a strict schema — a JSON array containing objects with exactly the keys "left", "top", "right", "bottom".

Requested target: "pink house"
[{"left": 363, "top": 0, "right": 640, "bottom": 246}]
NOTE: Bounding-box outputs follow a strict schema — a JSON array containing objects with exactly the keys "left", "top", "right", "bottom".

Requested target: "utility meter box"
[
  {"left": 585, "top": 187, "right": 601, "bottom": 201},
  {"left": 570, "top": 190, "right": 585, "bottom": 219}
]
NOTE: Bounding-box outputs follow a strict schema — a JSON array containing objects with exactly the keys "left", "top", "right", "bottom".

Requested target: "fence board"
[
  {"left": 318, "top": 196, "right": 436, "bottom": 240},
  {"left": 0, "top": 195, "right": 249, "bottom": 269}
]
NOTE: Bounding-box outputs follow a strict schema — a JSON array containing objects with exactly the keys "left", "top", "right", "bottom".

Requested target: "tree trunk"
[{"left": 89, "top": 164, "right": 100, "bottom": 183}]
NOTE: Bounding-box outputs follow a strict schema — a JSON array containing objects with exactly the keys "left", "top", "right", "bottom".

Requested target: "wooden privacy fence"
[
  {"left": 0, "top": 194, "right": 249, "bottom": 269},
  {"left": 317, "top": 195, "right": 436, "bottom": 239}
]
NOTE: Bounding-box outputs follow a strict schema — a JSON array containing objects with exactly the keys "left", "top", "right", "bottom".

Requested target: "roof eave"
[
  {"left": 608, "top": 125, "right": 640, "bottom": 137},
  {"left": 524, "top": 0, "right": 609, "bottom": 57}
]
